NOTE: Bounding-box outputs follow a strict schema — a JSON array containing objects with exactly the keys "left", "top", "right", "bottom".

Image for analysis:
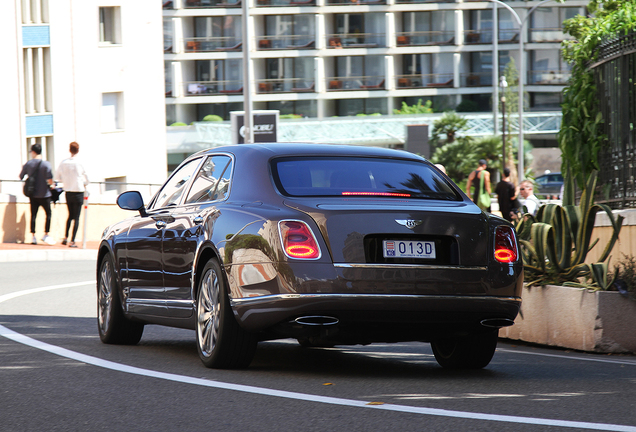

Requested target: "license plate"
[{"left": 383, "top": 240, "right": 436, "bottom": 259}]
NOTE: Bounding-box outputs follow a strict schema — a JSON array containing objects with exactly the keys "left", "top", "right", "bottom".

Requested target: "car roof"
[{"left": 191, "top": 143, "right": 428, "bottom": 161}]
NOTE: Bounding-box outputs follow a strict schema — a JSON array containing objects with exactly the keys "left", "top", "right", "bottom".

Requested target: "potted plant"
[{"left": 500, "top": 169, "right": 636, "bottom": 353}]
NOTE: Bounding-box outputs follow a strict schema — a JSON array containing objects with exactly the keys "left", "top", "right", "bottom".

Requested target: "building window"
[
  {"left": 101, "top": 92, "right": 124, "bottom": 131},
  {"left": 99, "top": 7, "right": 121, "bottom": 45}
]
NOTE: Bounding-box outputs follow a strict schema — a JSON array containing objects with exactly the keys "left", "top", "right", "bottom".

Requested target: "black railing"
[{"left": 592, "top": 32, "right": 636, "bottom": 209}]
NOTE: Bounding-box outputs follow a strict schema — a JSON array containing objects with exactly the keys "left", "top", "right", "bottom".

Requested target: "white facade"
[{"left": 1, "top": 0, "right": 168, "bottom": 201}]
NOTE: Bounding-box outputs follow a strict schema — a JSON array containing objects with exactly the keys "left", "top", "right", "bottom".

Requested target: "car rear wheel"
[
  {"left": 196, "top": 259, "right": 257, "bottom": 369},
  {"left": 97, "top": 255, "right": 144, "bottom": 345},
  {"left": 431, "top": 330, "right": 498, "bottom": 369}
]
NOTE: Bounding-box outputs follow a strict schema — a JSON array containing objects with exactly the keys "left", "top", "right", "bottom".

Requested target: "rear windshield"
[{"left": 271, "top": 157, "right": 461, "bottom": 200}]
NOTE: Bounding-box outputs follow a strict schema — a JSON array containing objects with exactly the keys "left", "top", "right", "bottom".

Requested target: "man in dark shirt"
[
  {"left": 495, "top": 167, "right": 517, "bottom": 222},
  {"left": 19, "top": 144, "right": 55, "bottom": 245}
]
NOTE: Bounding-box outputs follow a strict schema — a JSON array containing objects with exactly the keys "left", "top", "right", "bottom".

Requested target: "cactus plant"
[{"left": 516, "top": 168, "right": 624, "bottom": 288}]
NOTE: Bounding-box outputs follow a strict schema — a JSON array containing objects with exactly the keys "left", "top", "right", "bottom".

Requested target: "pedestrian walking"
[
  {"left": 465, "top": 159, "right": 491, "bottom": 211},
  {"left": 56, "top": 142, "right": 89, "bottom": 248},
  {"left": 19, "top": 143, "right": 55, "bottom": 245},
  {"left": 495, "top": 167, "right": 517, "bottom": 222}
]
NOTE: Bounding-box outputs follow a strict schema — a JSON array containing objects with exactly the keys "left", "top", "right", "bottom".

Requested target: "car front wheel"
[
  {"left": 431, "top": 330, "right": 498, "bottom": 369},
  {"left": 196, "top": 259, "right": 257, "bottom": 369},
  {"left": 97, "top": 255, "right": 144, "bottom": 345}
]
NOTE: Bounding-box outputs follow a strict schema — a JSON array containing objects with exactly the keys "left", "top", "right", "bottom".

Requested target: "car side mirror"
[{"left": 117, "top": 191, "right": 148, "bottom": 217}]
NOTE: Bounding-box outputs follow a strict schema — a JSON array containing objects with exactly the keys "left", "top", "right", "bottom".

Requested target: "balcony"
[
  {"left": 256, "top": 78, "right": 315, "bottom": 93},
  {"left": 184, "top": 80, "right": 243, "bottom": 95},
  {"left": 256, "top": 0, "right": 316, "bottom": 5},
  {"left": 326, "top": 0, "right": 386, "bottom": 4},
  {"left": 528, "top": 70, "right": 571, "bottom": 85},
  {"left": 395, "top": 0, "right": 456, "bottom": 3},
  {"left": 183, "top": 0, "right": 241, "bottom": 7},
  {"left": 257, "top": 36, "right": 315, "bottom": 50},
  {"left": 462, "top": 72, "right": 493, "bottom": 87},
  {"left": 184, "top": 37, "right": 242, "bottom": 52},
  {"left": 463, "top": 30, "right": 494, "bottom": 45},
  {"left": 326, "top": 34, "right": 383, "bottom": 49},
  {"left": 395, "top": 31, "right": 455, "bottom": 47},
  {"left": 326, "top": 76, "right": 385, "bottom": 91},
  {"left": 395, "top": 73, "right": 454, "bottom": 89},
  {"left": 498, "top": 30, "right": 519, "bottom": 44},
  {"left": 529, "top": 28, "right": 573, "bottom": 43}
]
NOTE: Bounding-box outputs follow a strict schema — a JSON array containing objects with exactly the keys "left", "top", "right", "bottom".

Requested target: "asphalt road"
[{"left": 2, "top": 260, "right": 636, "bottom": 432}]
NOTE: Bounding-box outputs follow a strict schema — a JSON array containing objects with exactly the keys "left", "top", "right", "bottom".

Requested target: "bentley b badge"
[{"left": 395, "top": 219, "right": 422, "bottom": 230}]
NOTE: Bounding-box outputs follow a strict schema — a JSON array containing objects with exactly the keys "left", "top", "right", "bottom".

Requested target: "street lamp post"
[
  {"left": 500, "top": 76, "right": 508, "bottom": 169},
  {"left": 488, "top": 0, "right": 564, "bottom": 181}
]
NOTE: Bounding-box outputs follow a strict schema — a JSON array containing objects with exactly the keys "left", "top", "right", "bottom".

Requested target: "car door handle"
[
  {"left": 155, "top": 220, "right": 167, "bottom": 229},
  {"left": 194, "top": 216, "right": 204, "bottom": 225}
]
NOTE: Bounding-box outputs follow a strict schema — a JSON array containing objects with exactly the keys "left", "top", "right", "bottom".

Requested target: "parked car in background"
[
  {"left": 534, "top": 172, "right": 563, "bottom": 198},
  {"left": 97, "top": 143, "right": 523, "bottom": 370}
]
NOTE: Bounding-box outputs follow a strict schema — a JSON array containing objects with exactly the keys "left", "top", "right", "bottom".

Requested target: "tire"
[
  {"left": 431, "top": 330, "right": 498, "bottom": 369},
  {"left": 97, "top": 255, "right": 144, "bottom": 345},
  {"left": 196, "top": 259, "right": 257, "bottom": 369}
]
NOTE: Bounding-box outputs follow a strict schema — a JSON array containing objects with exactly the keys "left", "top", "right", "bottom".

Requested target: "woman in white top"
[{"left": 56, "top": 142, "right": 89, "bottom": 247}]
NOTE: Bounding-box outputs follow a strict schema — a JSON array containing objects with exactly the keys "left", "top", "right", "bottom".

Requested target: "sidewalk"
[{"left": 0, "top": 240, "right": 100, "bottom": 262}]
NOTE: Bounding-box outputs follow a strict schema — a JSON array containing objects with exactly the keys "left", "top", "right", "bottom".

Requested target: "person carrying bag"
[{"left": 477, "top": 170, "right": 491, "bottom": 211}]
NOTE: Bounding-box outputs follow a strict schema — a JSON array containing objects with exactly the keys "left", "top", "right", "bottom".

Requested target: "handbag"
[
  {"left": 50, "top": 185, "right": 64, "bottom": 204},
  {"left": 476, "top": 171, "right": 491, "bottom": 210},
  {"left": 23, "top": 159, "right": 42, "bottom": 198}
]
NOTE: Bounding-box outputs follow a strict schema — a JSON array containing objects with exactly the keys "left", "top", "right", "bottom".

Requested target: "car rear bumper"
[{"left": 231, "top": 292, "right": 521, "bottom": 337}]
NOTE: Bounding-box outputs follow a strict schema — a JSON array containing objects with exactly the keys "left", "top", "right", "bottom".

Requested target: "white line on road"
[{"left": 1, "top": 282, "right": 636, "bottom": 432}]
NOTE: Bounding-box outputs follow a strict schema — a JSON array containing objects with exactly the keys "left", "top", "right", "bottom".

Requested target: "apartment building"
[
  {"left": 2, "top": 0, "right": 168, "bottom": 200},
  {"left": 163, "top": 0, "right": 586, "bottom": 125}
]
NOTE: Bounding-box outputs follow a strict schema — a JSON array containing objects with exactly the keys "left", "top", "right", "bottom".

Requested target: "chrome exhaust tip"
[
  {"left": 480, "top": 318, "right": 515, "bottom": 328},
  {"left": 294, "top": 316, "right": 339, "bottom": 326}
]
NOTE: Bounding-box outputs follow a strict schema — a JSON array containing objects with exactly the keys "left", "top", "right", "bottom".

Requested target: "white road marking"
[
  {"left": 1, "top": 282, "right": 636, "bottom": 432},
  {"left": 497, "top": 348, "right": 636, "bottom": 366}
]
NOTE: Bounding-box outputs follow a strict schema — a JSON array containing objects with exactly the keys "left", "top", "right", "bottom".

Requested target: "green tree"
[
  {"left": 430, "top": 111, "right": 468, "bottom": 147},
  {"left": 393, "top": 99, "right": 433, "bottom": 115},
  {"left": 560, "top": 0, "right": 636, "bottom": 188}
]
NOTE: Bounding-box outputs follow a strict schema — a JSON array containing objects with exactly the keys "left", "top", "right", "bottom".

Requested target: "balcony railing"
[
  {"left": 498, "top": 30, "right": 519, "bottom": 44},
  {"left": 184, "top": 80, "right": 243, "bottom": 95},
  {"left": 395, "top": 73, "right": 454, "bottom": 89},
  {"left": 326, "top": 76, "right": 385, "bottom": 91},
  {"left": 184, "top": 37, "right": 242, "bottom": 52},
  {"left": 183, "top": 0, "right": 241, "bottom": 7},
  {"left": 395, "top": 31, "right": 455, "bottom": 47},
  {"left": 256, "top": 0, "right": 316, "bottom": 5},
  {"left": 395, "top": 0, "right": 456, "bottom": 3},
  {"left": 257, "top": 36, "right": 315, "bottom": 50},
  {"left": 529, "top": 28, "right": 573, "bottom": 43},
  {"left": 527, "top": 70, "right": 571, "bottom": 85},
  {"left": 326, "top": 34, "right": 383, "bottom": 49},
  {"left": 462, "top": 72, "right": 493, "bottom": 87},
  {"left": 256, "top": 78, "right": 315, "bottom": 93},
  {"left": 463, "top": 30, "right": 494, "bottom": 45},
  {"left": 326, "top": 0, "right": 386, "bottom": 4}
]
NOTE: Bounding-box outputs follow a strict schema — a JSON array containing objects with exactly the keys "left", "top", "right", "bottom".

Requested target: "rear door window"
[
  {"left": 271, "top": 157, "right": 461, "bottom": 201},
  {"left": 185, "top": 155, "right": 233, "bottom": 204}
]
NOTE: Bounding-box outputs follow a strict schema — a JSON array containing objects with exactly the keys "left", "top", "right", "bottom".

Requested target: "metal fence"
[
  {"left": 592, "top": 32, "right": 636, "bottom": 209},
  {"left": 0, "top": 179, "right": 162, "bottom": 204}
]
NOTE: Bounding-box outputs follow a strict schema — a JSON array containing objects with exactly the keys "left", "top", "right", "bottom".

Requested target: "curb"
[{"left": 0, "top": 249, "right": 98, "bottom": 262}]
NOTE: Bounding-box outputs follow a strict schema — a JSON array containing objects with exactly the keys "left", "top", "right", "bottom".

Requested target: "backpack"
[{"left": 23, "top": 159, "right": 42, "bottom": 198}]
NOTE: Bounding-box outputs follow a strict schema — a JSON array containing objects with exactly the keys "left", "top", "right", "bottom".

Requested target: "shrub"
[
  {"left": 169, "top": 122, "right": 187, "bottom": 126},
  {"left": 610, "top": 254, "right": 636, "bottom": 301},
  {"left": 202, "top": 115, "right": 223, "bottom": 122}
]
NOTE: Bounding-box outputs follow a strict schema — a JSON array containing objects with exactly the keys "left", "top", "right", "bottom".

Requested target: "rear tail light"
[
  {"left": 494, "top": 225, "right": 518, "bottom": 263},
  {"left": 278, "top": 220, "right": 321, "bottom": 260}
]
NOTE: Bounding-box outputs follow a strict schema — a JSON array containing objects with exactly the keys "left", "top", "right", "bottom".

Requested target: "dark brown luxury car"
[{"left": 97, "top": 143, "right": 523, "bottom": 370}]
